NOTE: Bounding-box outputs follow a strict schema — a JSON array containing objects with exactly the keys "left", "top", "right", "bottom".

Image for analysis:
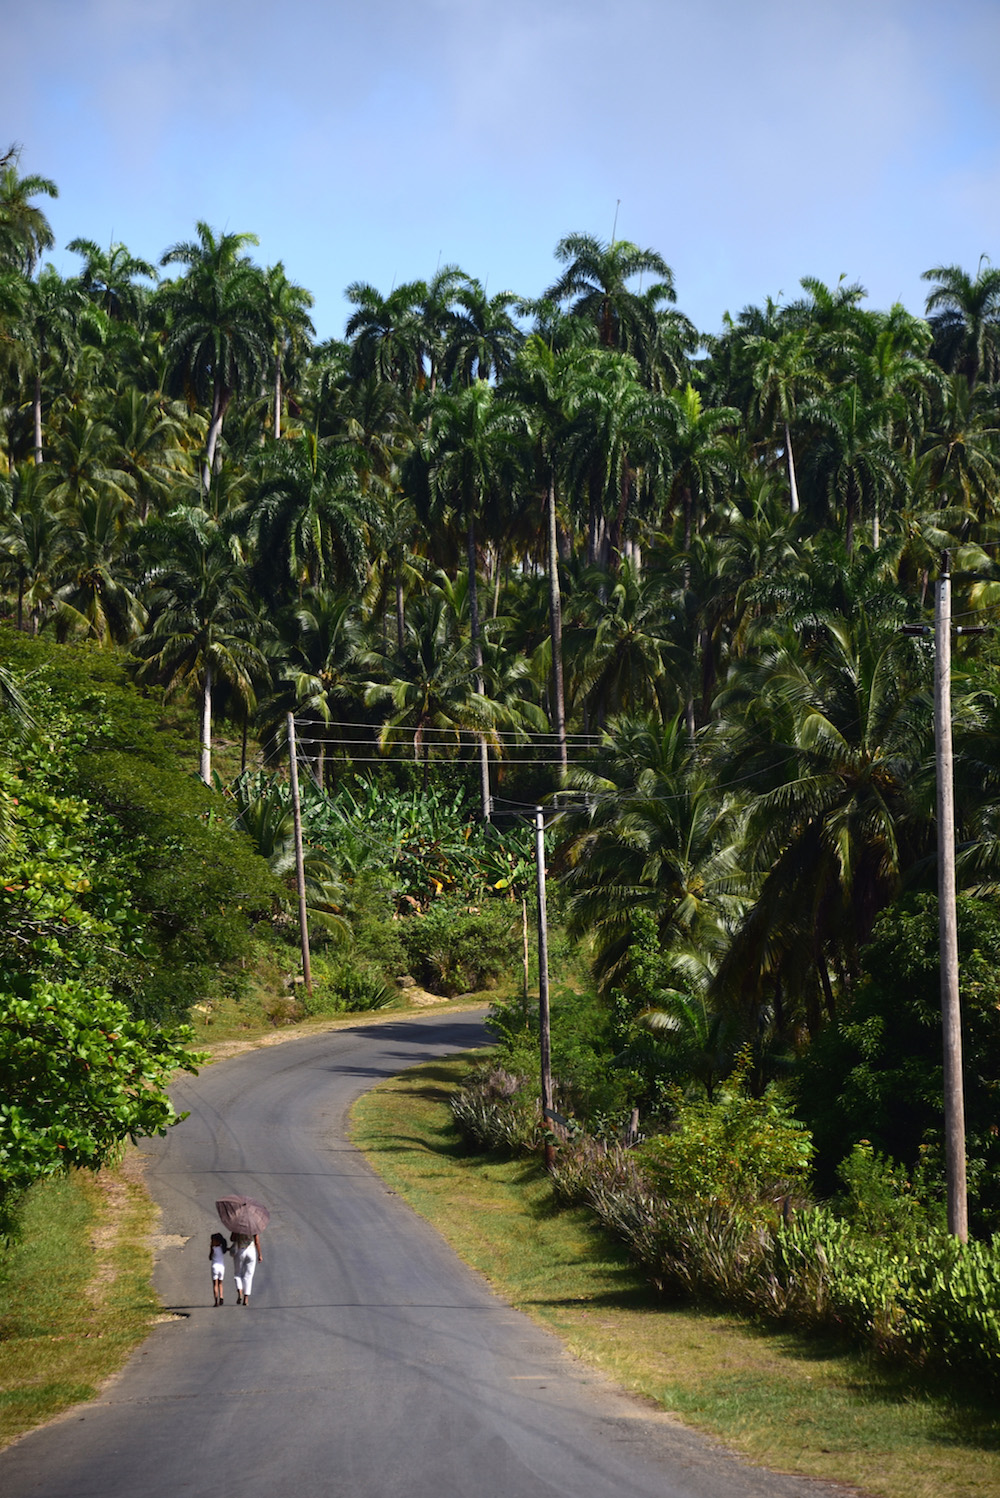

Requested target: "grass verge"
[
  {"left": 0, "top": 1156, "right": 159, "bottom": 1452},
  {"left": 351, "top": 1051, "right": 1000, "bottom": 1498}
]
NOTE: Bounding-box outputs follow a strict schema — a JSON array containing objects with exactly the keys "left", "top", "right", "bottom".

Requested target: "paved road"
[{"left": 0, "top": 1012, "right": 848, "bottom": 1498}]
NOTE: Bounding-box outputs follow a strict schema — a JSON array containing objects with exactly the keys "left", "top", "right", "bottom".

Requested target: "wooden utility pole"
[
  {"left": 286, "top": 712, "right": 313, "bottom": 999},
  {"left": 534, "top": 806, "right": 555, "bottom": 1170},
  {"left": 934, "top": 554, "right": 968, "bottom": 1242}
]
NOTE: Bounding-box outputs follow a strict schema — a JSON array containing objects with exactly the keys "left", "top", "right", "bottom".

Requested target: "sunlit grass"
[
  {"left": 0, "top": 1162, "right": 159, "bottom": 1451},
  {"left": 352, "top": 1052, "right": 1000, "bottom": 1498}
]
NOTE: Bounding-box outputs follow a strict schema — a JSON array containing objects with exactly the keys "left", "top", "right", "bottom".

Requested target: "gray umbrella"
[{"left": 216, "top": 1195, "right": 270, "bottom": 1237}]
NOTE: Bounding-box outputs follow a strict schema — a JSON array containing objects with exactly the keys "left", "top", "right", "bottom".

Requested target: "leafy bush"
[
  {"left": 834, "top": 1140, "right": 945, "bottom": 1246},
  {"left": 1, "top": 975, "right": 203, "bottom": 1224},
  {"left": 401, "top": 898, "right": 521, "bottom": 995},
  {"left": 302, "top": 958, "right": 394, "bottom": 1017},
  {"left": 637, "top": 1062, "right": 813, "bottom": 1223}
]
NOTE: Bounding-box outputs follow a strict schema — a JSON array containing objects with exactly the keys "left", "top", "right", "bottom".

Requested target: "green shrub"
[
  {"left": 302, "top": 958, "right": 395, "bottom": 1017},
  {"left": 834, "top": 1141, "right": 945, "bottom": 1246},
  {"left": 401, "top": 898, "right": 521, "bottom": 996},
  {"left": 637, "top": 1062, "right": 813, "bottom": 1224},
  {"left": 0, "top": 631, "right": 284, "bottom": 1023}
]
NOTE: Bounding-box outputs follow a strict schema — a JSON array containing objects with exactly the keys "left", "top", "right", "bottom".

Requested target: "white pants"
[{"left": 233, "top": 1242, "right": 257, "bottom": 1297}]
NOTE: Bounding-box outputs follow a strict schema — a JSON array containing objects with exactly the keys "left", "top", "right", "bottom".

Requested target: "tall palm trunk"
[
  {"left": 204, "top": 381, "right": 233, "bottom": 491},
  {"left": 200, "top": 659, "right": 213, "bottom": 785},
  {"left": 33, "top": 370, "right": 43, "bottom": 465},
  {"left": 546, "top": 473, "right": 567, "bottom": 777},
  {"left": 784, "top": 421, "right": 800, "bottom": 515},
  {"left": 395, "top": 576, "right": 405, "bottom": 651}
]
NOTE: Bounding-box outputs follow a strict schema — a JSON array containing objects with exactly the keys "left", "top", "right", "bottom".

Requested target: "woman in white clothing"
[{"left": 230, "top": 1231, "right": 263, "bottom": 1305}]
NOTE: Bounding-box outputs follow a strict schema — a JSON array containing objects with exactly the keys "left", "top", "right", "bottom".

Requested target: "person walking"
[
  {"left": 209, "top": 1232, "right": 229, "bottom": 1305},
  {"left": 230, "top": 1230, "right": 263, "bottom": 1305}
]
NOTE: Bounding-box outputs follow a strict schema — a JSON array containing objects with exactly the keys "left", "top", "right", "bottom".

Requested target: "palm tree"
[
  {"left": 749, "top": 327, "right": 824, "bottom": 513},
  {"left": 0, "top": 157, "right": 57, "bottom": 275},
  {"left": 712, "top": 582, "right": 930, "bottom": 1042},
  {"left": 262, "top": 588, "right": 373, "bottom": 785},
  {"left": 344, "top": 279, "right": 431, "bottom": 395},
  {"left": 918, "top": 372, "right": 1000, "bottom": 527},
  {"left": 136, "top": 511, "right": 270, "bottom": 782},
  {"left": 558, "top": 713, "right": 742, "bottom": 993},
  {"left": 23, "top": 267, "right": 87, "bottom": 464},
  {"left": 50, "top": 490, "right": 145, "bottom": 646},
  {"left": 800, "top": 383, "right": 903, "bottom": 555},
  {"left": 262, "top": 262, "right": 315, "bottom": 438},
  {"left": 922, "top": 260, "right": 1000, "bottom": 390},
  {"left": 419, "top": 381, "right": 528, "bottom": 814},
  {"left": 660, "top": 384, "right": 739, "bottom": 550},
  {"left": 561, "top": 348, "right": 668, "bottom": 567},
  {"left": 0, "top": 460, "right": 66, "bottom": 630},
  {"left": 102, "top": 386, "right": 194, "bottom": 521},
  {"left": 39, "top": 405, "right": 135, "bottom": 514},
  {"left": 159, "top": 223, "right": 269, "bottom": 490},
  {"left": 364, "top": 581, "right": 504, "bottom": 783},
  {"left": 67, "top": 238, "right": 157, "bottom": 323},
  {"left": 240, "top": 432, "right": 379, "bottom": 602},
  {"left": 546, "top": 232, "right": 677, "bottom": 376},
  {"left": 576, "top": 561, "right": 680, "bottom": 726},
  {"left": 442, "top": 279, "right": 522, "bottom": 386},
  {"left": 503, "top": 333, "right": 582, "bottom": 772}
]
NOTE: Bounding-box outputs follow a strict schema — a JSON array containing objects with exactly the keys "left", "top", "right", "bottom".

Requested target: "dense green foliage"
[
  {"left": 0, "top": 632, "right": 285, "bottom": 1225},
  {"left": 5, "top": 153, "right": 1000, "bottom": 1235}
]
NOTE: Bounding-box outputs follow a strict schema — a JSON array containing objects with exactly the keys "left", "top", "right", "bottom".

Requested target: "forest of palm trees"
[{"left": 5, "top": 151, "right": 1000, "bottom": 1188}]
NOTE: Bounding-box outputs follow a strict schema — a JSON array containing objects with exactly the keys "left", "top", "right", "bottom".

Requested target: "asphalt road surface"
[{"left": 0, "top": 1012, "right": 850, "bottom": 1498}]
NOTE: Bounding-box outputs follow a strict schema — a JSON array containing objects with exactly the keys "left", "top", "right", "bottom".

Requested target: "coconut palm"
[
  {"left": 240, "top": 432, "right": 379, "bottom": 602},
  {"left": 0, "top": 158, "right": 57, "bottom": 275},
  {"left": 711, "top": 585, "right": 931, "bottom": 1042},
  {"left": 546, "top": 232, "right": 677, "bottom": 376},
  {"left": 67, "top": 238, "right": 157, "bottom": 323},
  {"left": 102, "top": 386, "right": 194, "bottom": 520},
  {"left": 49, "top": 490, "right": 145, "bottom": 646},
  {"left": 364, "top": 581, "right": 505, "bottom": 781},
  {"left": 262, "top": 262, "right": 315, "bottom": 438},
  {"left": 136, "top": 512, "right": 270, "bottom": 782},
  {"left": 558, "top": 713, "right": 742, "bottom": 992},
  {"left": 922, "top": 260, "right": 1000, "bottom": 390},
  {"left": 159, "top": 223, "right": 269, "bottom": 490},
  {"left": 261, "top": 588, "right": 373, "bottom": 785}
]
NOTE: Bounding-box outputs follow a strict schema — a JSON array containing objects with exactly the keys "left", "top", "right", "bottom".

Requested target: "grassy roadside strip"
[
  {"left": 351, "top": 1051, "right": 1000, "bottom": 1498},
  {"left": 0, "top": 1155, "right": 160, "bottom": 1452}
]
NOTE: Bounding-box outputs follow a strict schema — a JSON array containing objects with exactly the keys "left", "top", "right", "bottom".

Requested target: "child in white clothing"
[{"left": 209, "top": 1232, "right": 229, "bottom": 1305}]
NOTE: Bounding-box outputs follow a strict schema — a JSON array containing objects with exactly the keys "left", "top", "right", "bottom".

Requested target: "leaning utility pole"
[
  {"left": 935, "top": 553, "right": 968, "bottom": 1242},
  {"left": 286, "top": 712, "right": 313, "bottom": 999}
]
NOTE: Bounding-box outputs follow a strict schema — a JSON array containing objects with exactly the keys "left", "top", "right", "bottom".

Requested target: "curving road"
[{"left": 0, "top": 1012, "right": 846, "bottom": 1498}]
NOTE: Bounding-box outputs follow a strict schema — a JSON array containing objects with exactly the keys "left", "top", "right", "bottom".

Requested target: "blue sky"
[{"left": 6, "top": 0, "right": 1000, "bottom": 343}]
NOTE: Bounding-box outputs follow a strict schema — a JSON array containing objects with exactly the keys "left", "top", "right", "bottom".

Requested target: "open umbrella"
[{"left": 216, "top": 1194, "right": 270, "bottom": 1237}]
